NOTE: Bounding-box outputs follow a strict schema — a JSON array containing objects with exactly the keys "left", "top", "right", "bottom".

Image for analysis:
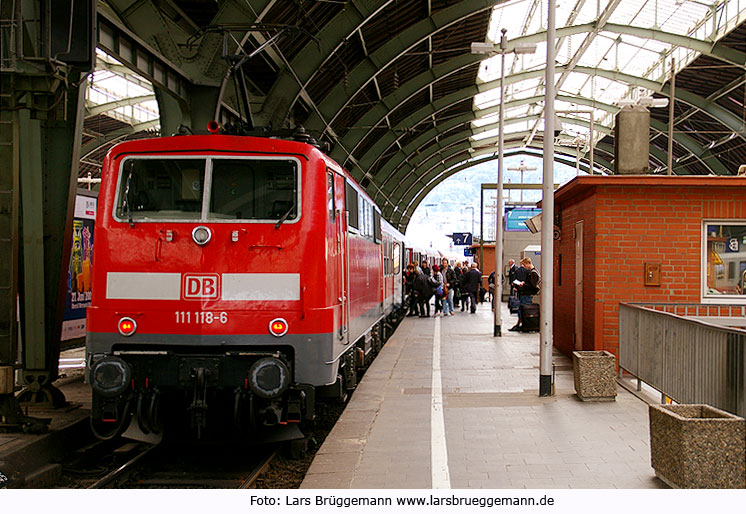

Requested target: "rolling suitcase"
[
  {"left": 520, "top": 303, "right": 540, "bottom": 332},
  {"left": 508, "top": 293, "right": 520, "bottom": 314}
]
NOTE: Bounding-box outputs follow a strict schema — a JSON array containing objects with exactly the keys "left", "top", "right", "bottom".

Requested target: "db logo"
[{"left": 183, "top": 274, "right": 220, "bottom": 300}]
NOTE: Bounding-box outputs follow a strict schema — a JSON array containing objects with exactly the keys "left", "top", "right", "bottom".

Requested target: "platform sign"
[
  {"left": 506, "top": 208, "right": 541, "bottom": 232},
  {"left": 464, "top": 247, "right": 475, "bottom": 256},
  {"left": 452, "top": 232, "right": 473, "bottom": 245},
  {"left": 62, "top": 192, "right": 97, "bottom": 341}
]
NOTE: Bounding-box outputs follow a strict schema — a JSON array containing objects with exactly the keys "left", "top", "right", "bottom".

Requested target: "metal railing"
[{"left": 619, "top": 303, "right": 746, "bottom": 417}]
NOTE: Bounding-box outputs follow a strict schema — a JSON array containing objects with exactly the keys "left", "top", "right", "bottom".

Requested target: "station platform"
[
  {"left": 302, "top": 301, "right": 665, "bottom": 489},
  {"left": 0, "top": 348, "right": 90, "bottom": 488}
]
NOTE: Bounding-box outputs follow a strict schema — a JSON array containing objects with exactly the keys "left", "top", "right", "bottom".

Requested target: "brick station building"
[{"left": 551, "top": 175, "right": 746, "bottom": 360}]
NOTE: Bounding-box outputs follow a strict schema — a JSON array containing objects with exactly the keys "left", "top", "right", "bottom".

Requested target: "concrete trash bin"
[
  {"left": 649, "top": 404, "right": 746, "bottom": 488},
  {"left": 572, "top": 350, "right": 617, "bottom": 401}
]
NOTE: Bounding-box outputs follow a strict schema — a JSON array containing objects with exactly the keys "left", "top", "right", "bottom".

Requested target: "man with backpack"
[{"left": 509, "top": 257, "right": 541, "bottom": 331}]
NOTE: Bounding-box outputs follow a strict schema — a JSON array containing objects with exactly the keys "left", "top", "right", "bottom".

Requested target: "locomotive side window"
[
  {"left": 393, "top": 242, "right": 401, "bottom": 275},
  {"left": 327, "top": 171, "right": 335, "bottom": 223},
  {"left": 373, "top": 210, "right": 382, "bottom": 244},
  {"left": 345, "top": 181, "right": 358, "bottom": 229},
  {"left": 116, "top": 158, "right": 206, "bottom": 220},
  {"left": 209, "top": 158, "right": 298, "bottom": 221}
]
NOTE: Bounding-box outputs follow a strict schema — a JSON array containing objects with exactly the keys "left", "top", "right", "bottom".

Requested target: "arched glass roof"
[
  {"left": 85, "top": 0, "right": 746, "bottom": 230},
  {"left": 473, "top": 0, "right": 746, "bottom": 167}
]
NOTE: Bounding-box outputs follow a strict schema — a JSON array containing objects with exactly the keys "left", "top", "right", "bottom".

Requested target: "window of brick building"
[{"left": 703, "top": 221, "right": 746, "bottom": 300}]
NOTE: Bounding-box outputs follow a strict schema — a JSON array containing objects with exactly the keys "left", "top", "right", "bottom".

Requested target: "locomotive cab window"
[
  {"left": 115, "top": 156, "right": 300, "bottom": 223},
  {"left": 116, "top": 158, "right": 205, "bottom": 220},
  {"left": 209, "top": 158, "right": 298, "bottom": 222}
]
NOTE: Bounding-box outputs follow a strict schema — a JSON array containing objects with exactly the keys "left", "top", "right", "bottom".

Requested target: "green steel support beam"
[
  {"left": 154, "top": 84, "right": 221, "bottom": 137},
  {"left": 388, "top": 143, "right": 615, "bottom": 231},
  {"left": 376, "top": 112, "right": 616, "bottom": 206},
  {"left": 342, "top": 23, "right": 745, "bottom": 182},
  {"left": 649, "top": 118, "right": 731, "bottom": 175},
  {"left": 80, "top": 120, "right": 159, "bottom": 159},
  {"left": 512, "top": 22, "right": 746, "bottom": 69},
  {"left": 329, "top": 52, "right": 483, "bottom": 165},
  {"left": 86, "top": 94, "right": 155, "bottom": 117},
  {"left": 1, "top": 71, "right": 89, "bottom": 407},
  {"left": 386, "top": 115, "right": 724, "bottom": 228},
  {"left": 353, "top": 67, "right": 609, "bottom": 179},
  {"left": 99, "top": 1, "right": 265, "bottom": 132},
  {"left": 303, "top": 0, "right": 496, "bottom": 136},
  {"left": 374, "top": 108, "right": 614, "bottom": 190},
  {"left": 395, "top": 117, "right": 716, "bottom": 210},
  {"left": 365, "top": 65, "right": 734, "bottom": 210},
  {"left": 261, "top": 0, "right": 393, "bottom": 128}
]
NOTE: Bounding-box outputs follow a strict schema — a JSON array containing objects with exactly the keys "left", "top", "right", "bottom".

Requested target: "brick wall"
[{"left": 553, "top": 179, "right": 746, "bottom": 360}]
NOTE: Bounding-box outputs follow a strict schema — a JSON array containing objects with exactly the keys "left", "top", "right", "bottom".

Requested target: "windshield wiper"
[
  {"left": 123, "top": 164, "right": 135, "bottom": 227},
  {"left": 274, "top": 202, "right": 296, "bottom": 229}
]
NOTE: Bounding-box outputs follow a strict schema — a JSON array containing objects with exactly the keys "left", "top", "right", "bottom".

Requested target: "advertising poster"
[{"left": 61, "top": 192, "right": 96, "bottom": 341}]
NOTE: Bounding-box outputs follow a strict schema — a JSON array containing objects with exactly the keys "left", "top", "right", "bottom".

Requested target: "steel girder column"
[
  {"left": 0, "top": 93, "right": 19, "bottom": 374},
  {"left": 13, "top": 74, "right": 88, "bottom": 407},
  {"left": 0, "top": 1, "right": 93, "bottom": 430}
]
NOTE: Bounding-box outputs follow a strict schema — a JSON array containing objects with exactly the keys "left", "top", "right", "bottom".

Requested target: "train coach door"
[{"left": 334, "top": 173, "right": 349, "bottom": 342}]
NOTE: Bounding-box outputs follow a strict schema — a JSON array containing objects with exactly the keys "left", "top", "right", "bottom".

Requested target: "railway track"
[
  {"left": 60, "top": 438, "right": 277, "bottom": 489},
  {"left": 88, "top": 443, "right": 278, "bottom": 489}
]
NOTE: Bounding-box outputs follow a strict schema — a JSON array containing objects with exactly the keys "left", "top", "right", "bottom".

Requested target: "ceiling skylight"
[{"left": 472, "top": 0, "right": 746, "bottom": 166}]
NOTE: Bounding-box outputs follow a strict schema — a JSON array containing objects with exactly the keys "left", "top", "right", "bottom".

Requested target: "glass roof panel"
[{"left": 473, "top": 0, "right": 745, "bottom": 159}]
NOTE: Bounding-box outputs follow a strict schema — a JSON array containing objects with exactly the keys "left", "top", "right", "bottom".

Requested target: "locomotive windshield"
[{"left": 114, "top": 156, "right": 299, "bottom": 223}]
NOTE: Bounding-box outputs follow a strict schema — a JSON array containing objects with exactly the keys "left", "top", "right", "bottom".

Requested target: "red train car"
[{"left": 86, "top": 134, "right": 405, "bottom": 440}]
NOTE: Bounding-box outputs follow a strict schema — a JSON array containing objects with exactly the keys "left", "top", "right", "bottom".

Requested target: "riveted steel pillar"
[
  {"left": 14, "top": 74, "right": 86, "bottom": 407},
  {"left": 1, "top": 0, "right": 92, "bottom": 428}
]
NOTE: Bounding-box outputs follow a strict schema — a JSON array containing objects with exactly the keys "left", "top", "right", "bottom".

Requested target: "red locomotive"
[{"left": 86, "top": 132, "right": 405, "bottom": 440}]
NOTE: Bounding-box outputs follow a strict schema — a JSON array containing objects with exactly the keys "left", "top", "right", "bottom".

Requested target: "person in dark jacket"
[
  {"left": 507, "top": 259, "right": 518, "bottom": 292},
  {"left": 404, "top": 264, "right": 418, "bottom": 316},
  {"left": 413, "top": 268, "right": 434, "bottom": 317},
  {"left": 453, "top": 262, "right": 463, "bottom": 309},
  {"left": 509, "top": 257, "right": 540, "bottom": 331},
  {"left": 462, "top": 262, "right": 482, "bottom": 314},
  {"left": 420, "top": 260, "right": 431, "bottom": 277},
  {"left": 441, "top": 258, "right": 456, "bottom": 316}
]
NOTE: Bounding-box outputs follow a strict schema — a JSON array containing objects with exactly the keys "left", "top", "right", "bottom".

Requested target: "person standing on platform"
[
  {"left": 487, "top": 270, "right": 496, "bottom": 308},
  {"left": 453, "top": 262, "right": 463, "bottom": 309},
  {"left": 509, "top": 257, "right": 540, "bottom": 331},
  {"left": 421, "top": 260, "right": 431, "bottom": 277},
  {"left": 463, "top": 263, "right": 482, "bottom": 314},
  {"left": 414, "top": 267, "right": 433, "bottom": 317},
  {"left": 405, "top": 264, "right": 418, "bottom": 316},
  {"left": 507, "top": 259, "right": 518, "bottom": 295},
  {"left": 442, "top": 258, "right": 456, "bottom": 316},
  {"left": 430, "top": 264, "right": 444, "bottom": 316}
]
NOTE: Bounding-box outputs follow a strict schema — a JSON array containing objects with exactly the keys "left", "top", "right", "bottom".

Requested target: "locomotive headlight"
[
  {"left": 118, "top": 317, "right": 137, "bottom": 336},
  {"left": 192, "top": 225, "right": 212, "bottom": 246},
  {"left": 268, "top": 318, "right": 289, "bottom": 337},
  {"left": 248, "top": 357, "right": 290, "bottom": 399},
  {"left": 90, "top": 357, "right": 131, "bottom": 397}
]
